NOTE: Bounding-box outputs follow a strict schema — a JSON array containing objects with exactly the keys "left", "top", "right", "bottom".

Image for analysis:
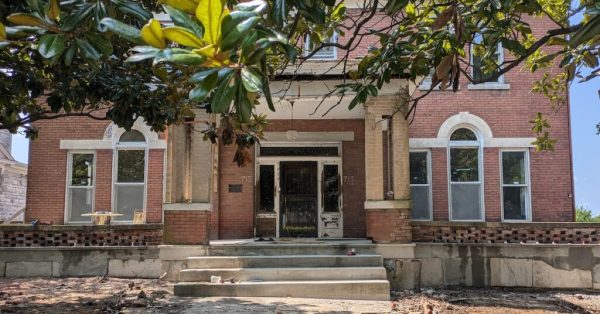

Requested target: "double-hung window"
[
  {"left": 409, "top": 151, "right": 432, "bottom": 220},
  {"left": 66, "top": 152, "right": 95, "bottom": 223},
  {"left": 113, "top": 130, "right": 146, "bottom": 222},
  {"left": 501, "top": 150, "right": 531, "bottom": 221},
  {"left": 471, "top": 33, "right": 504, "bottom": 84},
  {"left": 449, "top": 128, "right": 483, "bottom": 221}
]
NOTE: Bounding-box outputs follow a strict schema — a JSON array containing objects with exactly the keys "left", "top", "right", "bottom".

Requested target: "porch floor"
[{"left": 208, "top": 238, "right": 372, "bottom": 246}]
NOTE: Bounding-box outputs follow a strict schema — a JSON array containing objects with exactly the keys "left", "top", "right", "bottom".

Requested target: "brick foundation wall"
[
  {"left": 412, "top": 221, "right": 600, "bottom": 244},
  {"left": 366, "top": 208, "right": 412, "bottom": 243},
  {"left": 0, "top": 224, "right": 162, "bottom": 247},
  {"left": 163, "top": 210, "right": 210, "bottom": 245}
]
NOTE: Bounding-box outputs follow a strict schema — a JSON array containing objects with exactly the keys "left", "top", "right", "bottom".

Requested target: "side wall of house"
[
  {"left": 26, "top": 117, "right": 164, "bottom": 224},
  {"left": 409, "top": 16, "right": 573, "bottom": 222}
]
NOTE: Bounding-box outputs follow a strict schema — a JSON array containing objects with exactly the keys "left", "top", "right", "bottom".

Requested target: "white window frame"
[
  {"left": 64, "top": 150, "right": 96, "bottom": 224},
  {"left": 448, "top": 126, "right": 485, "bottom": 222},
  {"left": 468, "top": 39, "right": 511, "bottom": 90},
  {"left": 304, "top": 33, "right": 338, "bottom": 60},
  {"left": 500, "top": 149, "right": 532, "bottom": 222},
  {"left": 112, "top": 132, "right": 148, "bottom": 224},
  {"left": 409, "top": 150, "right": 433, "bottom": 221}
]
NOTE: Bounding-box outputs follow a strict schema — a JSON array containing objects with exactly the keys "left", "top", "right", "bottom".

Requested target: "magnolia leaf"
[
  {"left": 236, "top": 83, "right": 252, "bottom": 123},
  {"left": 197, "top": 0, "right": 228, "bottom": 45},
  {"left": 163, "top": 5, "right": 204, "bottom": 38},
  {"left": 153, "top": 48, "right": 206, "bottom": 64},
  {"left": 126, "top": 47, "right": 160, "bottom": 62},
  {"left": 0, "top": 23, "right": 6, "bottom": 41},
  {"left": 161, "top": 0, "right": 198, "bottom": 14},
  {"left": 46, "top": 0, "right": 61, "bottom": 21},
  {"left": 569, "top": 15, "right": 600, "bottom": 47},
  {"left": 112, "top": 0, "right": 152, "bottom": 22},
  {"left": 241, "top": 67, "right": 262, "bottom": 92},
  {"left": 85, "top": 32, "right": 113, "bottom": 55},
  {"left": 64, "top": 44, "right": 76, "bottom": 65},
  {"left": 60, "top": 3, "right": 94, "bottom": 31},
  {"left": 75, "top": 38, "right": 101, "bottom": 60},
  {"left": 99, "top": 18, "right": 144, "bottom": 44},
  {"left": 7, "top": 13, "right": 46, "bottom": 27},
  {"left": 189, "top": 71, "right": 218, "bottom": 100},
  {"left": 140, "top": 19, "right": 166, "bottom": 49},
  {"left": 211, "top": 72, "right": 235, "bottom": 112},
  {"left": 432, "top": 5, "right": 455, "bottom": 30},
  {"left": 221, "top": 16, "right": 259, "bottom": 51},
  {"left": 163, "top": 26, "right": 204, "bottom": 48},
  {"left": 235, "top": 0, "right": 267, "bottom": 13},
  {"left": 38, "top": 34, "right": 66, "bottom": 58},
  {"left": 272, "top": 0, "right": 286, "bottom": 27}
]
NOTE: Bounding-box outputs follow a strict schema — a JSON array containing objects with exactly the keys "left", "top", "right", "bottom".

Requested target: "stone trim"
[
  {"left": 163, "top": 203, "right": 211, "bottom": 211},
  {"left": 364, "top": 200, "right": 412, "bottom": 209},
  {"left": 263, "top": 131, "right": 355, "bottom": 142},
  {"left": 60, "top": 139, "right": 167, "bottom": 150}
]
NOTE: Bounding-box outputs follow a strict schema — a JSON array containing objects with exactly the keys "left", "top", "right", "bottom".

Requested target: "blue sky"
[{"left": 9, "top": 78, "right": 600, "bottom": 216}]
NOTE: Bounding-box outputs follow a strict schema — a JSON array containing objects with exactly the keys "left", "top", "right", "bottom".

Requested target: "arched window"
[
  {"left": 114, "top": 129, "right": 147, "bottom": 222},
  {"left": 119, "top": 130, "right": 146, "bottom": 143},
  {"left": 449, "top": 127, "right": 483, "bottom": 221}
]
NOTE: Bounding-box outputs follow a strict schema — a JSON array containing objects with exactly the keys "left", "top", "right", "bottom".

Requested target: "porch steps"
[{"left": 174, "top": 249, "right": 390, "bottom": 300}]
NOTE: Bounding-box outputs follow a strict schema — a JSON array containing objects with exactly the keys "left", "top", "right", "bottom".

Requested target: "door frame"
[{"left": 255, "top": 142, "right": 343, "bottom": 238}]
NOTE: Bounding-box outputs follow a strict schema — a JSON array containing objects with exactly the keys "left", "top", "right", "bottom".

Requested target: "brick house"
[{"left": 23, "top": 10, "right": 574, "bottom": 245}]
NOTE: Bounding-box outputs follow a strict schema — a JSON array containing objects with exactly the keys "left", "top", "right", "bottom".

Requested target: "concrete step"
[
  {"left": 174, "top": 280, "right": 390, "bottom": 301},
  {"left": 207, "top": 243, "right": 377, "bottom": 256},
  {"left": 186, "top": 254, "right": 383, "bottom": 269},
  {"left": 179, "top": 266, "right": 387, "bottom": 282}
]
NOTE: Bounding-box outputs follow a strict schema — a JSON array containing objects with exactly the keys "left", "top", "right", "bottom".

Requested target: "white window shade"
[{"left": 304, "top": 33, "right": 338, "bottom": 60}]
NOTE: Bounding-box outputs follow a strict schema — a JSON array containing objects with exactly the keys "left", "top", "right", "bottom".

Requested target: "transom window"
[
  {"left": 449, "top": 128, "right": 483, "bottom": 221},
  {"left": 501, "top": 151, "right": 530, "bottom": 221}
]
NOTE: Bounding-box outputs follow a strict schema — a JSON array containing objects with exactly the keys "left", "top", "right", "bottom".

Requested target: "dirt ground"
[{"left": 0, "top": 277, "right": 599, "bottom": 313}]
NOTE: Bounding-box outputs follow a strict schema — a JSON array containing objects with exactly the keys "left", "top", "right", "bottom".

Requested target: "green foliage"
[
  {"left": 1, "top": 0, "right": 599, "bottom": 164},
  {"left": 575, "top": 206, "right": 600, "bottom": 222}
]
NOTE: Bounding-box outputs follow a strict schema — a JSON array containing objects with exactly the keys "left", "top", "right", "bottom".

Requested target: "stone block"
[
  {"left": 108, "top": 259, "right": 161, "bottom": 278},
  {"left": 593, "top": 264, "right": 600, "bottom": 290},
  {"left": 533, "top": 260, "right": 593, "bottom": 288},
  {"left": 375, "top": 244, "right": 415, "bottom": 259},
  {"left": 0, "top": 262, "right": 5, "bottom": 277},
  {"left": 490, "top": 258, "right": 533, "bottom": 287},
  {"left": 384, "top": 259, "right": 414, "bottom": 291},
  {"left": 419, "top": 258, "right": 444, "bottom": 287},
  {"left": 6, "top": 262, "right": 52, "bottom": 277},
  {"left": 161, "top": 260, "right": 187, "bottom": 281},
  {"left": 444, "top": 258, "right": 472, "bottom": 286}
]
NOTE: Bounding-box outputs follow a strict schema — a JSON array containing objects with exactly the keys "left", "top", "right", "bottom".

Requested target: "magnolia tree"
[{"left": 1, "top": 0, "right": 599, "bottom": 165}]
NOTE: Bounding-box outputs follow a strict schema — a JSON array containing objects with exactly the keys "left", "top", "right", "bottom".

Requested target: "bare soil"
[{"left": 0, "top": 277, "right": 598, "bottom": 313}]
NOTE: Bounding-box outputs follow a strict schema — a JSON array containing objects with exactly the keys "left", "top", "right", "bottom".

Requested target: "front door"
[{"left": 279, "top": 161, "right": 318, "bottom": 237}]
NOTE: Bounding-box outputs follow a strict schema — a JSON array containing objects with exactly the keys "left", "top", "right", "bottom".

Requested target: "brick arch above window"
[{"left": 409, "top": 112, "right": 535, "bottom": 148}]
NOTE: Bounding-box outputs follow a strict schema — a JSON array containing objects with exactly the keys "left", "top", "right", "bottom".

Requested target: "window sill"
[
  {"left": 417, "top": 83, "right": 459, "bottom": 91},
  {"left": 467, "top": 83, "right": 510, "bottom": 90}
]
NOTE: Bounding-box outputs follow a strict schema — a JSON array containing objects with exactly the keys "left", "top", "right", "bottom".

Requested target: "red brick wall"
[
  {"left": 217, "top": 143, "right": 255, "bottom": 239},
  {"left": 215, "top": 119, "right": 366, "bottom": 239},
  {"left": 26, "top": 117, "right": 165, "bottom": 224},
  {"left": 163, "top": 210, "right": 209, "bottom": 244},
  {"left": 26, "top": 118, "right": 111, "bottom": 224},
  {"left": 409, "top": 15, "right": 574, "bottom": 222}
]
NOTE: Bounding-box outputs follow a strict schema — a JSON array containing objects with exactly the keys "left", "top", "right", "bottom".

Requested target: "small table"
[{"left": 82, "top": 211, "right": 123, "bottom": 225}]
